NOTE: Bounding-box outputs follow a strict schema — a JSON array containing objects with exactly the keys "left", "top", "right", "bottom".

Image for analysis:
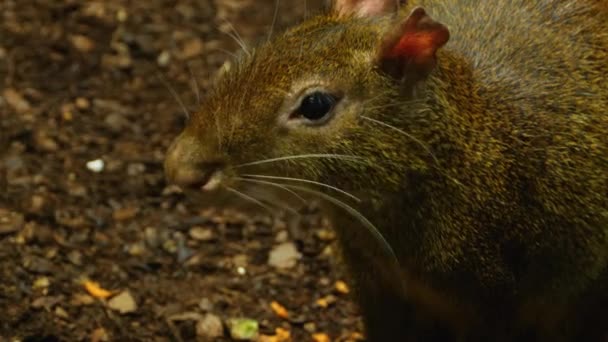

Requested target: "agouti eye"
[{"left": 295, "top": 91, "right": 338, "bottom": 122}]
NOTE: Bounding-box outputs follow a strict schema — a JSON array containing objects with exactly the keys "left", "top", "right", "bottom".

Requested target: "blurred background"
[{"left": 0, "top": 0, "right": 365, "bottom": 341}]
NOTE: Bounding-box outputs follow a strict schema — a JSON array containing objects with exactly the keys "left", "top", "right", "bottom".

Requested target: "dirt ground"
[{"left": 0, "top": 1, "right": 364, "bottom": 341}]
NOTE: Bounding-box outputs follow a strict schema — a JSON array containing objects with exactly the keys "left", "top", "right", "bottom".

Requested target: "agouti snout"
[{"left": 165, "top": 0, "right": 608, "bottom": 340}]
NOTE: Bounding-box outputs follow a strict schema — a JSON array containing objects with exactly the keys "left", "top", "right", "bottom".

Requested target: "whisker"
[
  {"left": 282, "top": 184, "right": 399, "bottom": 264},
  {"left": 235, "top": 177, "right": 307, "bottom": 204},
  {"left": 234, "top": 154, "right": 365, "bottom": 168},
  {"left": 156, "top": 72, "right": 190, "bottom": 120},
  {"left": 186, "top": 62, "right": 201, "bottom": 107},
  {"left": 242, "top": 174, "right": 361, "bottom": 203},
  {"left": 225, "top": 186, "right": 273, "bottom": 213},
  {"left": 213, "top": 109, "right": 223, "bottom": 149},
  {"left": 221, "top": 21, "right": 251, "bottom": 57},
  {"left": 360, "top": 115, "right": 440, "bottom": 166},
  {"left": 216, "top": 47, "right": 240, "bottom": 60},
  {"left": 251, "top": 190, "right": 300, "bottom": 216},
  {"left": 267, "top": 0, "right": 281, "bottom": 43}
]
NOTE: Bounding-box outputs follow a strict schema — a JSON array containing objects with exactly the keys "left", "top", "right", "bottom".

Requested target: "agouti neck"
[
  {"left": 413, "top": 48, "right": 513, "bottom": 190},
  {"left": 360, "top": 49, "right": 514, "bottom": 262}
]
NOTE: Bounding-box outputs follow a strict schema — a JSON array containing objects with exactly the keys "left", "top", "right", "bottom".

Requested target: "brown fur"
[{"left": 165, "top": 0, "right": 608, "bottom": 340}]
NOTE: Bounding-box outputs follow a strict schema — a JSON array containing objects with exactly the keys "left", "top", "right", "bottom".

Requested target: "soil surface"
[{"left": 0, "top": 1, "right": 364, "bottom": 341}]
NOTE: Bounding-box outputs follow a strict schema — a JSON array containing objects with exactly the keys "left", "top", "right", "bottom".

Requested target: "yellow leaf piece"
[
  {"left": 270, "top": 301, "right": 289, "bottom": 319},
  {"left": 312, "top": 333, "right": 331, "bottom": 342},
  {"left": 83, "top": 280, "right": 113, "bottom": 299},
  {"left": 334, "top": 280, "right": 350, "bottom": 294}
]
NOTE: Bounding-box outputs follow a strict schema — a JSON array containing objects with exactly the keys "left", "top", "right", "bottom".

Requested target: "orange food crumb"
[
  {"left": 315, "top": 297, "right": 329, "bottom": 308},
  {"left": 259, "top": 327, "right": 291, "bottom": 342},
  {"left": 348, "top": 332, "right": 365, "bottom": 341},
  {"left": 334, "top": 280, "right": 350, "bottom": 294},
  {"left": 270, "top": 301, "right": 289, "bottom": 319},
  {"left": 275, "top": 327, "right": 291, "bottom": 341},
  {"left": 312, "top": 332, "right": 331, "bottom": 342},
  {"left": 83, "top": 280, "right": 113, "bottom": 299}
]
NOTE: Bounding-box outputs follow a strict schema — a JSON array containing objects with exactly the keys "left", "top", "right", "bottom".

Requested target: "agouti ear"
[
  {"left": 333, "top": 0, "right": 400, "bottom": 17},
  {"left": 377, "top": 7, "right": 449, "bottom": 82}
]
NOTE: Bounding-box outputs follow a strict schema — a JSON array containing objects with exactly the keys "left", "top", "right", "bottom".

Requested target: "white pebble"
[
  {"left": 236, "top": 266, "right": 247, "bottom": 275},
  {"left": 86, "top": 159, "right": 105, "bottom": 173}
]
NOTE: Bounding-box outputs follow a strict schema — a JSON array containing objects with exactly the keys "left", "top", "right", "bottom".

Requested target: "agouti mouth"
[{"left": 200, "top": 170, "right": 223, "bottom": 192}]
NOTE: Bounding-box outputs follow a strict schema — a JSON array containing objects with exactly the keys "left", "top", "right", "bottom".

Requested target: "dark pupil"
[{"left": 298, "top": 92, "right": 335, "bottom": 121}]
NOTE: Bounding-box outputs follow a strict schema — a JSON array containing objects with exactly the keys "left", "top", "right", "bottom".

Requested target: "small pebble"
[
  {"left": 54, "top": 306, "right": 69, "bottom": 319},
  {"left": 3, "top": 88, "right": 31, "bottom": 113},
  {"left": 102, "top": 53, "right": 132, "bottom": 69},
  {"left": 162, "top": 239, "right": 177, "bottom": 254},
  {"left": 268, "top": 242, "right": 302, "bottom": 269},
  {"left": 67, "top": 250, "right": 83, "bottom": 265},
  {"left": 275, "top": 230, "right": 288, "bottom": 243},
  {"left": 32, "top": 277, "right": 51, "bottom": 290},
  {"left": 107, "top": 290, "right": 137, "bottom": 314},
  {"left": 127, "top": 163, "right": 146, "bottom": 176},
  {"left": 167, "top": 311, "right": 203, "bottom": 322},
  {"left": 70, "top": 34, "right": 95, "bottom": 52},
  {"left": 104, "top": 113, "right": 129, "bottom": 132},
  {"left": 33, "top": 130, "right": 59, "bottom": 152},
  {"left": 116, "top": 8, "right": 128, "bottom": 22},
  {"left": 157, "top": 50, "right": 171, "bottom": 67},
  {"left": 90, "top": 328, "right": 109, "bottom": 342},
  {"left": 315, "top": 229, "right": 336, "bottom": 241},
  {"left": 22, "top": 256, "right": 55, "bottom": 274},
  {"left": 196, "top": 313, "right": 224, "bottom": 339},
  {"left": 127, "top": 242, "right": 146, "bottom": 256},
  {"left": 112, "top": 206, "right": 139, "bottom": 221},
  {"left": 71, "top": 293, "right": 95, "bottom": 306},
  {"left": 31, "top": 295, "right": 63, "bottom": 310},
  {"left": 86, "top": 159, "right": 105, "bottom": 173},
  {"left": 75, "top": 97, "right": 90, "bottom": 109},
  {"left": 178, "top": 38, "right": 204, "bottom": 60},
  {"left": 0, "top": 210, "right": 24, "bottom": 235},
  {"left": 303, "top": 322, "right": 317, "bottom": 333},
  {"left": 29, "top": 195, "right": 47, "bottom": 214},
  {"left": 144, "top": 226, "right": 160, "bottom": 247},
  {"left": 189, "top": 226, "right": 214, "bottom": 241},
  {"left": 198, "top": 297, "right": 213, "bottom": 312}
]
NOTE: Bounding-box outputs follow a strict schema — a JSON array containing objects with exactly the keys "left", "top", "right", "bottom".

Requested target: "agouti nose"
[
  {"left": 170, "top": 165, "right": 218, "bottom": 190},
  {"left": 164, "top": 134, "right": 222, "bottom": 191}
]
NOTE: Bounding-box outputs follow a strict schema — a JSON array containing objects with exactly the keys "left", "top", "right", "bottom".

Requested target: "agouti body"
[{"left": 164, "top": 0, "right": 608, "bottom": 340}]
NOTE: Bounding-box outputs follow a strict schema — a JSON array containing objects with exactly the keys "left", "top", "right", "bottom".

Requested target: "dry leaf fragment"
[
  {"left": 270, "top": 301, "right": 289, "bottom": 319},
  {"left": 83, "top": 280, "right": 113, "bottom": 299}
]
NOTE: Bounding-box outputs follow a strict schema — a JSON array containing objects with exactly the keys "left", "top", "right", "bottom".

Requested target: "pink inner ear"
[
  {"left": 387, "top": 32, "right": 443, "bottom": 63},
  {"left": 382, "top": 8, "right": 450, "bottom": 67},
  {"left": 334, "top": 0, "right": 397, "bottom": 17}
]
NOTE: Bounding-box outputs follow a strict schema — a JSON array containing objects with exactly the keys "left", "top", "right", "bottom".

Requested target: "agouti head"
[{"left": 164, "top": 0, "right": 449, "bottom": 210}]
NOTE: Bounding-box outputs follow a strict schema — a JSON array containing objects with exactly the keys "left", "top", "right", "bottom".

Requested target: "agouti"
[{"left": 164, "top": 0, "right": 608, "bottom": 340}]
